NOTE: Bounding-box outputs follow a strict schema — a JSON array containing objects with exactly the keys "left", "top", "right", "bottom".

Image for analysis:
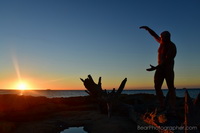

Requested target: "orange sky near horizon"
[
  {"left": 0, "top": 54, "right": 199, "bottom": 90},
  {"left": 1, "top": 69, "right": 154, "bottom": 90},
  {"left": 1, "top": 72, "right": 198, "bottom": 90}
]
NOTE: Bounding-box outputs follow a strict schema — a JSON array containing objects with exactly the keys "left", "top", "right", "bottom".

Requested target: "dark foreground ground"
[{"left": 0, "top": 93, "right": 187, "bottom": 133}]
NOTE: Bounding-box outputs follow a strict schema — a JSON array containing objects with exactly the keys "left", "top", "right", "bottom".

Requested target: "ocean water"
[{"left": 0, "top": 88, "right": 199, "bottom": 98}]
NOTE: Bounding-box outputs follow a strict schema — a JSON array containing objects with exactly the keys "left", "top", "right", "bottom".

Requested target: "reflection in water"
[
  {"left": 19, "top": 90, "right": 24, "bottom": 95},
  {"left": 60, "top": 127, "right": 87, "bottom": 133}
]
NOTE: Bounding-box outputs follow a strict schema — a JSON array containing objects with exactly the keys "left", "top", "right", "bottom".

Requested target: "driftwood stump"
[{"left": 80, "top": 75, "right": 127, "bottom": 117}]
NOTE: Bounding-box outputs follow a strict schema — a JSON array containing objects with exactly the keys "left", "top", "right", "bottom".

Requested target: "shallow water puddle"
[{"left": 60, "top": 127, "right": 87, "bottom": 133}]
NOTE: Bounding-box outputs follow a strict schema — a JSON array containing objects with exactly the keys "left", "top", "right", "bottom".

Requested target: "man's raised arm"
[{"left": 140, "top": 26, "right": 160, "bottom": 43}]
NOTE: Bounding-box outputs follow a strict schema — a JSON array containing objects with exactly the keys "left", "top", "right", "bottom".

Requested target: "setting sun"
[{"left": 17, "top": 82, "right": 28, "bottom": 90}]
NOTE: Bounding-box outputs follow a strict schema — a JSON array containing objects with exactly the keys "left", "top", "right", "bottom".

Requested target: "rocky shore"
[{"left": 0, "top": 93, "right": 192, "bottom": 133}]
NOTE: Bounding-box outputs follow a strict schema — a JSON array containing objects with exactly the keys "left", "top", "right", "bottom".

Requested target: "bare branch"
[{"left": 116, "top": 78, "right": 127, "bottom": 95}]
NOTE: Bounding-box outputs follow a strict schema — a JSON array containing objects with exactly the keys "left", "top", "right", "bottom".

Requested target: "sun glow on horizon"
[{"left": 17, "top": 82, "right": 28, "bottom": 90}]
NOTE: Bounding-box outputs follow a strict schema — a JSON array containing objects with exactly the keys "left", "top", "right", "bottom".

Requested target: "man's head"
[{"left": 160, "top": 31, "right": 171, "bottom": 43}]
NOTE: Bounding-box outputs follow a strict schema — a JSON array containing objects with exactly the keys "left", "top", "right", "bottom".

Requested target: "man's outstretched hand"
[
  {"left": 139, "top": 26, "right": 149, "bottom": 30},
  {"left": 146, "top": 64, "right": 157, "bottom": 71}
]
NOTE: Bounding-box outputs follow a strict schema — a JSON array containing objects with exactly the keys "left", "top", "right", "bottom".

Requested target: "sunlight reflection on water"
[{"left": 60, "top": 127, "right": 87, "bottom": 133}]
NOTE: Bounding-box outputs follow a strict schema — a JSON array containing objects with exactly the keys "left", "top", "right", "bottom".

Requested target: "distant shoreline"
[{"left": 0, "top": 88, "right": 200, "bottom": 91}]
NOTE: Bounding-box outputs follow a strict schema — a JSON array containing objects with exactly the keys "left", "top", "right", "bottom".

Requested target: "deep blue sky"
[{"left": 0, "top": 0, "right": 200, "bottom": 90}]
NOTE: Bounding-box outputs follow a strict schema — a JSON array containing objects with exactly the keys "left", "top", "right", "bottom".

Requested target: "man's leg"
[
  {"left": 165, "top": 69, "right": 176, "bottom": 113},
  {"left": 154, "top": 69, "right": 165, "bottom": 109}
]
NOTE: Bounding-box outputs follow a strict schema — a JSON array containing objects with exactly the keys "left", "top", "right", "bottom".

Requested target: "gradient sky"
[{"left": 0, "top": 0, "right": 200, "bottom": 90}]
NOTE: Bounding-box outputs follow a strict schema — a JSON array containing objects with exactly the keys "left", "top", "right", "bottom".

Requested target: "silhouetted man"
[{"left": 140, "top": 26, "right": 177, "bottom": 114}]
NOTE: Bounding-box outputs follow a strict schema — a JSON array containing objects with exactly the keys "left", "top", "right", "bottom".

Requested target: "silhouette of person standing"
[{"left": 140, "top": 26, "right": 177, "bottom": 114}]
